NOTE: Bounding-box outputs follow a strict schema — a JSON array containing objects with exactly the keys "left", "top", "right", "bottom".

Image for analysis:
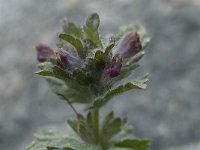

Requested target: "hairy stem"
[
  {"left": 92, "top": 108, "right": 100, "bottom": 144},
  {"left": 64, "top": 97, "right": 79, "bottom": 116}
]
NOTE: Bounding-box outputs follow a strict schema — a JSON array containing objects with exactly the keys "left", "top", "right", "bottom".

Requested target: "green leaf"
[
  {"left": 100, "top": 112, "right": 128, "bottom": 149},
  {"left": 114, "top": 139, "right": 150, "bottom": 150},
  {"left": 63, "top": 21, "right": 83, "bottom": 38},
  {"left": 125, "top": 51, "right": 145, "bottom": 66},
  {"left": 102, "top": 111, "right": 114, "bottom": 130},
  {"left": 59, "top": 34, "right": 87, "bottom": 59},
  {"left": 63, "top": 148, "right": 74, "bottom": 150},
  {"left": 68, "top": 116, "right": 93, "bottom": 143},
  {"left": 36, "top": 63, "right": 93, "bottom": 103},
  {"left": 37, "top": 62, "right": 53, "bottom": 70},
  {"left": 86, "top": 50, "right": 106, "bottom": 73},
  {"left": 83, "top": 39, "right": 97, "bottom": 50},
  {"left": 113, "top": 63, "right": 139, "bottom": 83},
  {"left": 78, "top": 123, "right": 89, "bottom": 139},
  {"left": 86, "top": 13, "right": 100, "bottom": 30},
  {"left": 47, "top": 77, "right": 91, "bottom": 104},
  {"left": 46, "top": 147, "right": 60, "bottom": 150},
  {"left": 36, "top": 65, "right": 72, "bottom": 83},
  {"left": 68, "top": 120, "right": 79, "bottom": 134},
  {"left": 93, "top": 76, "right": 148, "bottom": 108},
  {"left": 95, "top": 50, "right": 106, "bottom": 70},
  {"left": 26, "top": 130, "right": 101, "bottom": 150},
  {"left": 47, "top": 146, "right": 73, "bottom": 150},
  {"left": 72, "top": 69, "right": 95, "bottom": 86},
  {"left": 102, "top": 117, "right": 122, "bottom": 141},
  {"left": 83, "top": 13, "right": 102, "bottom": 48},
  {"left": 104, "top": 43, "right": 114, "bottom": 59},
  {"left": 111, "top": 125, "right": 135, "bottom": 142}
]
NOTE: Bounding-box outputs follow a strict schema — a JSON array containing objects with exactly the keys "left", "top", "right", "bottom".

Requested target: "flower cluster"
[
  {"left": 36, "top": 31, "right": 141, "bottom": 77},
  {"left": 34, "top": 12, "right": 150, "bottom": 109}
]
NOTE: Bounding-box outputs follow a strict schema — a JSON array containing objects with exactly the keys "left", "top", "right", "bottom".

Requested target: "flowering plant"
[{"left": 27, "top": 13, "right": 150, "bottom": 150}]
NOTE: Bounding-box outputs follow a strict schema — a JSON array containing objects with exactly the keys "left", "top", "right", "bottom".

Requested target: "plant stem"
[
  {"left": 64, "top": 97, "right": 79, "bottom": 116},
  {"left": 92, "top": 108, "right": 99, "bottom": 144}
]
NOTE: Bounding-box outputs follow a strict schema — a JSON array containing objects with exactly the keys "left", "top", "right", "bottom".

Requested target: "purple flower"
[
  {"left": 105, "top": 54, "right": 122, "bottom": 78},
  {"left": 56, "top": 49, "right": 80, "bottom": 70},
  {"left": 114, "top": 32, "right": 142, "bottom": 58},
  {"left": 35, "top": 43, "right": 54, "bottom": 62}
]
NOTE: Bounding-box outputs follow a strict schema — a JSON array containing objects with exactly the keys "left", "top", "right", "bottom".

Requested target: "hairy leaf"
[
  {"left": 63, "top": 21, "right": 83, "bottom": 38},
  {"left": 111, "top": 125, "right": 135, "bottom": 142},
  {"left": 83, "top": 13, "right": 102, "bottom": 48},
  {"left": 93, "top": 76, "right": 148, "bottom": 108},
  {"left": 47, "top": 146, "right": 73, "bottom": 150},
  {"left": 36, "top": 63, "right": 72, "bottom": 82},
  {"left": 26, "top": 130, "right": 101, "bottom": 150},
  {"left": 68, "top": 120, "right": 79, "bottom": 134},
  {"left": 72, "top": 69, "right": 95, "bottom": 86},
  {"left": 102, "top": 117, "right": 122, "bottom": 141},
  {"left": 47, "top": 77, "right": 91, "bottom": 104},
  {"left": 102, "top": 111, "right": 114, "bottom": 130},
  {"left": 104, "top": 43, "right": 115, "bottom": 59},
  {"left": 114, "top": 139, "right": 150, "bottom": 150},
  {"left": 86, "top": 13, "right": 100, "bottom": 30},
  {"left": 36, "top": 63, "right": 93, "bottom": 102},
  {"left": 59, "top": 34, "right": 87, "bottom": 59}
]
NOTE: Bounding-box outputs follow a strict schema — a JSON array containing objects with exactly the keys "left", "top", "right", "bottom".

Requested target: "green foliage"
[
  {"left": 83, "top": 13, "right": 103, "bottom": 48},
  {"left": 68, "top": 115, "right": 94, "bottom": 143},
  {"left": 104, "top": 43, "right": 115, "bottom": 60},
  {"left": 26, "top": 130, "right": 101, "bottom": 150},
  {"left": 36, "top": 63, "right": 72, "bottom": 82},
  {"left": 114, "top": 139, "right": 150, "bottom": 150},
  {"left": 93, "top": 74, "right": 148, "bottom": 109},
  {"left": 47, "top": 146, "right": 73, "bottom": 150},
  {"left": 100, "top": 112, "right": 127, "bottom": 149},
  {"left": 63, "top": 21, "right": 83, "bottom": 38},
  {"left": 31, "top": 13, "right": 151, "bottom": 150},
  {"left": 59, "top": 34, "right": 87, "bottom": 59},
  {"left": 36, "top": 62, "right": 93, "bottom": 103},
  {"left": 47, "top": 77, "right": 91, "bottom": 103}
]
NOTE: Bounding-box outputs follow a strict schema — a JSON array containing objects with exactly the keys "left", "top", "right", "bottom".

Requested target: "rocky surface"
[{"left": 0, "top": 0, "right": 200, "bottom": 150}]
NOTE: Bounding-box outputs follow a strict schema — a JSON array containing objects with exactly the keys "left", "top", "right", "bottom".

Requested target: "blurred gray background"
[{"left": 0, "top": 0, "right": 200, "bottom": 150}]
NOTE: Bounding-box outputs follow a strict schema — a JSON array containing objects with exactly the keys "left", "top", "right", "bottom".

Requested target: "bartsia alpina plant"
[{"left": 27, "top": 13, "right": 150, "bottom": 150}]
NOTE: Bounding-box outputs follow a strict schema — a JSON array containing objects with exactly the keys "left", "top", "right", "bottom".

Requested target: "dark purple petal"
[
  {"left": 35, "top": 43, "right": 54, "bottom": 62},
  {"left": 114, "top": 32, "right": 142, "bottom": 58},
  {"left": 106, "top": 54, "right": 122, "bottom": 78},
  {"left": 56, "top": 49, "right": 80, "bottom": 70}
]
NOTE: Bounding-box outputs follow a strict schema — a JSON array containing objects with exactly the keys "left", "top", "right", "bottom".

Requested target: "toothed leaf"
[
  {"left": 114, "top": 139, "right": 150, "bottom": 150},
  {"left": 26, "top": 130, "right": 101, "bottom": 150},
  {"left": 36, "top": 63, "right": 72, "bottom": 82},
  {"left": 93, "top": 75, "right": 148, "bottom": 108}
]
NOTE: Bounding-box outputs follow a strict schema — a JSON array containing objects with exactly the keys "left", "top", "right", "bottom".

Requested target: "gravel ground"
[{"left": 0, "top": 0, "right": 200, "bottom": 150}]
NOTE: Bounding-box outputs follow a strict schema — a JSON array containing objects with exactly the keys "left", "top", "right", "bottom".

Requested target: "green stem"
[{"left": 92, "top": 108, "right": 99, "bottom": 144}]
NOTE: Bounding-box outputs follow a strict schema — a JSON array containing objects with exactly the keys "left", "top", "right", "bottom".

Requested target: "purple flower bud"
[
  {"left": 56, "top": 49, "right": 80, "bottom": 70},
  {"left": 114, "top": 32, "right": 142, "bottom": 58},
  {"left": 105, "top": 54, "right": 122, "bottom": 78},
  {"left": 35, "top": 43, "right": 54, "bottom": 62}
]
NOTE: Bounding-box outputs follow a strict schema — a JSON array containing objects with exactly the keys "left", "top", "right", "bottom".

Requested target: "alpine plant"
[{"left": 27, "top": 13, "right": 151, "bottom": 150}]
